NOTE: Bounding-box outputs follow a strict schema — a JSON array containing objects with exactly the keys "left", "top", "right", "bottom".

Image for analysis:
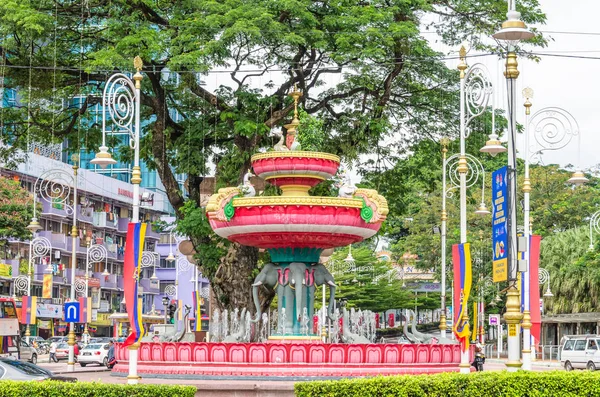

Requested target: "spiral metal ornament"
[
  {"left": 177, "top": 256, "right": 193, "bottom": 272},
  {"left": 141, "top": 251, "right": 159, "bottom": 268},
  {"left": 75, "top": 278, "right": 86, "bottom": 294},
  {"left": 164, "top": 284, "right": 176, "bottom": 298},
  {"left": 35, "top": 169, "right": 75, "bottom": 215},
  {"left": 529, "top": 107, "right": 578, "bottom": 159},
  {"left": 591, "top": 211, "right": 600, "bottom": 235},
  {"left": 87, "top": 244, "right": 108, "bottom": 265},
  {"left": 445, "top": 153, "right": 485, "bottom": 198},
  {"left": 30, "top": 237, "right": 52, "bottom": 259},
  {"left": 538, "top": 268, "right": 550, "bottom": 285},
  {"left": 463, "top": 64, "right": 493, "bottom": 136},
  {"left": 14, "top": 276, "right": 29, "bottom": 293},
  {"left": 103, "top": 74, "right": 137, "bottom": 148}
]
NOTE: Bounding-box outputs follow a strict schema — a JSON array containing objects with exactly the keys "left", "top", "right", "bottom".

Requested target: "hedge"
[
  {"left": 295, "top": 371, "right": 600, "bottom": 397},
  {"left": 0, "top": 381, "right": 197, "bottom": 397}
]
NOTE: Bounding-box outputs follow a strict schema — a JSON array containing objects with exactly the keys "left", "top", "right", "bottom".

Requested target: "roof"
[{"left": 542, "top": 312, "right": 600, "bottom": 324}]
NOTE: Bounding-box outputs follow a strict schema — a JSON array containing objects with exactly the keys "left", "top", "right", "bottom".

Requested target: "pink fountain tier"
[{"left": 206, "top": 151, "right": 388, "bottom": 263}]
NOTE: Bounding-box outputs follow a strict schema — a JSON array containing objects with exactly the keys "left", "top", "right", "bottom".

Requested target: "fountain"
[{"left": 112, "top": 89, "right": 467, "bottom": 378}]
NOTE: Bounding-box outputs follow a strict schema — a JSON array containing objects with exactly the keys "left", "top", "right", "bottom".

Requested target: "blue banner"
[{"left": 492, "top": 166, "right": 508, "bottom": 282}]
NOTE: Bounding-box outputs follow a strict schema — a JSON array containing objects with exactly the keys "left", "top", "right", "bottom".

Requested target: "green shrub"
[
  {"left": 295, "top": 371, "right": 600, "bottom": 397},
  {"left": 0, "top": 381, "right": 197, "bottom": 397}
]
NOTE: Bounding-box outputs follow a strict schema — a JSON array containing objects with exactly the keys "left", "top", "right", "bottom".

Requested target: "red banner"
[{"left": 529, "top": 235, "right": 542, "bottom": 345}]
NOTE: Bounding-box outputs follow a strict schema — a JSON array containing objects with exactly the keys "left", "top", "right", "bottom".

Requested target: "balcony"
[
  {"left": 78, "top": 205, "right": 93, "bottom": 224},
  {"left": 40, "top": 197, "right": 70, "bottom": 219},
  {"left": 144, "top": 224, "right": 161, "bottom": 240},
  {"left": 139, "top": 278, "right": 160, "bottom": 294},
  {"left": 37, "top": 230, "right": 68, "bottom": 251},
  {"left": 93, "top": 272, "right": 118, "bottom": 289},
  {"left": 65, "top": 237, "right": 87, "bottom": 256},
  {"left": 117, "top": 218, "right": 129, "bottom": 233},
  {"left": 92, "top": 212, "right": 118, "bottom": 229},
  {"left": 64, "top": 268, "right": 86, "bottom": 282}
]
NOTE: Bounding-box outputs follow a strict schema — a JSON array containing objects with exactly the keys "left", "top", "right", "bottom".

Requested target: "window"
[
  {"left": 563, "top": 340, "right": 575, "bottom": 351},
  {"left": 587, "top": 340, "right": 598, "bottom": 350},
  {"left": 574, "top": 340, "right": 587, "bottom": 351},
  {"left": 160, "top": 258, "right": 175, "bottom": 269}
]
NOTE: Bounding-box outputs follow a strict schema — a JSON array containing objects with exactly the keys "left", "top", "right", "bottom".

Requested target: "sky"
[{"left": 433, "top": 0, "right": 600, "bottom": 173}]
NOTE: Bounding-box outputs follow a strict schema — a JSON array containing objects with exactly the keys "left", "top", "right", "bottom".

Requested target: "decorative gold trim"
[
  {"left": 206, "top": 187, "right": 241, "bottom": 221},
  {"left": 504, "top": 52, "right": 520, "bottom": 79},
  {"left": 354, "top": 188, "right": 389, "bottom": 222},
  {"left": 264, "top": 174, "right": 326, "bottom": 181},
  {"left": 233, "top": 196, "right": 363, "bottom": 209},
  {"left": 441, "top": 210, "right": 448, "bottom": 221},
  {"left": 523, "top": 178, "right": 531, "bottom": 193},
  {"left": 251, "top": 151, "right": 340, "bottom": 163},
  {"left": 457, "top": 156, "right": 468, "bottom": 174},
  {"left": 131, "top": 166, "right": 142, "bottom": 185},
  {"left": 502, "top": 20, "right": 527, "bottom": 29},
  {"left": 439, "top": 314, "right": 447, "bottom": 331},
  {"left": 521, "top": 310, "right": 532, "bottom": 330},
  {"left": 280, "top": 184, "right": 312, "bottom": 197},
  {"left": 458, "top": 46, "right": 468, "bottom": 79},
  {"left": 505, "top": 361, "right": 523, "bottom": 368},
  {"left": 503, "top": 286, "right": 524, "bottom": 324}
]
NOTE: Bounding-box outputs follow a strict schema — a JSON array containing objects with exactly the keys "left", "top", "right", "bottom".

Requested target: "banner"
[
  {"left": 20, "top": 296, "right": 37, "bottom": 325},
  {"left": 492, "top": 166, "right": 508, "bottom": 282},
  {"left": 42, "top": 274, "right": 53, "bottom": 299},
  {"left": 123, "top": 222, "right": 146, "bottom": 348},
  {"left": 192, "top": 290, "right": 203, "bottom": 332},
  {"left": 0, "top": 264, "right": 12, "bottom": 278},
  {"left": 529, "top": 235, "right": 542, "bottom": 345},
  {"left": 452, "top": 243, "right": 472, "bottom": 351},
  {"left": 91, "top": 288, "right": 101, "bottom": 309},
  {"left": 472, "top": 301, "right": 478, "bottom": 343},
  {"left": 78, "top": 297, "right": 92, "bottom": 323},
  {"left": 36, "top": 303, "right": 62, "bottom": 319}
]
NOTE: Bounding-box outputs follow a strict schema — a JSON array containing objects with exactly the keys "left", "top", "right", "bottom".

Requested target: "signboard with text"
[
  {"left": 489, "top": 314, "right": 500, "bottom": 326},
  {"left": 492, "top": 166, "right": 508, "bottom": 282}
]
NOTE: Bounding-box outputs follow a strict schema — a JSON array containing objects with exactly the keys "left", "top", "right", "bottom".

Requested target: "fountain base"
[
  {"left": 112, "top": 342, "right": 469, "bottom": 377},
  {"left": 267, "top": 335, "right": 323, "bottom": 344}
]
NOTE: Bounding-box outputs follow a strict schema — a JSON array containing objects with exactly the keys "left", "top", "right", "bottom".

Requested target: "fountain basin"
[
  {"left": 251, "top": 151, "right": 340, "bottom": 194},
  {"left": 208, "top": 197, "right": 381, "bottom": 250},
  {"left": 113, "top": 342, "right": 468, "bottom": 377}
]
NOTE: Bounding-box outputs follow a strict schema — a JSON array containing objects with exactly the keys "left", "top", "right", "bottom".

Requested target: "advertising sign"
[
  {"left": 42, "top": 274, "right": 53, "bottom": 299},
  {"left": 492, "top": 166, "right": 508, "bottom": 282},
  {"left": 36, "top": 303, "right": 63, "bottom": 319}
]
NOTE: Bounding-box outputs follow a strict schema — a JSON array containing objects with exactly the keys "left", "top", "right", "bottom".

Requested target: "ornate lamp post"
[
  {"left": 520, "top": 90, "right": 584, "bottom": 369},
  {"left": 488, "top": 0, "right": 534, "bottom": 372},
  {"left": 589, "top": 210, "right": 600, "bottom": 251},
  {"left": 440, "top": 137, "right": 490, "bottom": 343},
  {"left": 141, "top": 251, "right": 160, "bottom": 313},
  {"left": 14, "top": 236, "right": 52, "bottom": 344},
  {"left": 90, "top": 57, "right": 143, "bottom": 384},
  {"left": 81, "top": 242, "right": 107, "bottom": 344},
  {"left": 455, "top": 47, "right": 494, "bottom": 373},
  {"left": 175, "top": 256, "right": 193, "bottom": 301}
]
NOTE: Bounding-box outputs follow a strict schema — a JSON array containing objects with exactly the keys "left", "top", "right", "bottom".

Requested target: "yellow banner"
[
  {"left": 472, "top": 301, "right": 478, "bottom": 343},
  {"left": 0, "top": 264, "right": 12, "bottom": 278},
  {"left": 493, "top": 258, "right": 508, "bottom": 282},
  {"left": 42, "top": 274, "right": 53, "bottom": 299}
]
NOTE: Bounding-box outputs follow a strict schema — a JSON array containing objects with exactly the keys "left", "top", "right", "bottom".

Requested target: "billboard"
[{"left": 492, "top": 166, "right": 508, "bottom": 282}]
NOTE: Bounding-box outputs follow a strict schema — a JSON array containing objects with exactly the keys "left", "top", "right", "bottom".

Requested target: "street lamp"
[
  {"left": 520, "top": 89, "right": 584, "bottom": 370},
  {"left": 487, "top": 0, "right": 534, "bottom": 373},
  {"left": 82, "top": 242, "right": 108, "bottom": 344},
  {"left": 440, "top": 138, "right": 490, "bottom": 342},
  {"left": 538, "top": 268, "right": 553, "bottom": 298},
  {"left": 589, "top": 210, "right": 600, "bottom": 251},
  {"left": 91, "top": 57, "right": 143, "bottom": 384},
  {"left": 176, "top": 256, "right": 193, "bottom": 301}
]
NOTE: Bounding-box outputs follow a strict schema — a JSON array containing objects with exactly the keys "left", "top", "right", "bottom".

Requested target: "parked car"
[
  {"left": 54, "top": 343, "right": 70, "bottom": 361},
  {"left": 46, "top": 336, "right": 67, "bottom": 344},
  {"left": 77, "top": 343, "right": 109, "bottom": 367},
  {"left": 561, "top": 335, "right": 600, "bottom": 371},
  {"left": 18, "top": 341, "right": 38, "bottom": 365},
  {"left": 89, "top": 337, "right": 111, "bottom": 344},
  {"left": 0, "top": 357, "right": 76, "bottom": 381}
]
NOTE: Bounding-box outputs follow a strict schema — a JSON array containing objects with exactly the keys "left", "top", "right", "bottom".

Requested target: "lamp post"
[
  {"left": 90, "top": 57, "right": 143, "bottom": 384},
  {"left": 456, "top": 46, "right": 493, "bottom": 373},
  {"left": 538, "top": 268, "right": 553, "bottom": 298},
  {"left": 82, "top": 242, "right": 107, "bottom": 344},
  {"left": 440, "top": 140, "right": 491, "bottom": 344},
  {"left": 520, "top": 93, "right": 584, "bottom": 369},
  {"left": 589, "top": 210, "right": 600, "bottom": 250},
  {"left": 175, "top": 256, "right": 193, "bottom": 301},
  {"left": 489, "top": 0, "right": 535, "bottom": 372}
]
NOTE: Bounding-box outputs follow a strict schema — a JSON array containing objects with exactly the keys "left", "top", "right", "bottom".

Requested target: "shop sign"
[{"left": 36, "top": 303, "right": 63, "bottom": 319}]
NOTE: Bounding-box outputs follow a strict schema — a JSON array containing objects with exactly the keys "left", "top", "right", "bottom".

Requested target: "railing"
[{"left": 540, "top": 345, "right": 561, "bottom": 361}]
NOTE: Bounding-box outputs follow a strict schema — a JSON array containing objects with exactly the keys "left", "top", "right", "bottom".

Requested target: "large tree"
[
  {"left": 0, "top": 0, "right": 545, "bottom": 312},
  {"left": 0, "top": 176, "right": 34, "bottom": 241}
]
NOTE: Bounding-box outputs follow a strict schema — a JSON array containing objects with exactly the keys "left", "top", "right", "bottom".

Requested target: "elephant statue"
[
  {"left": 251, "top": 263, "right": 295, "bottom": 332},
  {"left": 224, "top": 308, "right": 247, "bottom": 342},
  {"left": 310, "top": 263, "right": 336, "bottom": 320},
  {"left": 288, "top": 262, "right": 307, "bottom": 333},
  {"left": 341, "top": 308, "right": 370, "bottom": 344}
]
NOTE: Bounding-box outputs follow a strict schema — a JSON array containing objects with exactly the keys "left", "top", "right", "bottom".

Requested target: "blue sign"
[
  {"left": 492, "top": 166, "right": 508, "bottom": 282},
  {"left": 64, "top": 302, "right": 80, "bottom": 323}
]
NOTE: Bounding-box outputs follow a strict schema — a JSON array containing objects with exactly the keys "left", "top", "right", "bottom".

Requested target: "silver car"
[
  {"left": 19, "top": 340, "right": 38, "bottom": 365},
  {"left": 0, "top": 358, "right": 76, "bottom": 381}
]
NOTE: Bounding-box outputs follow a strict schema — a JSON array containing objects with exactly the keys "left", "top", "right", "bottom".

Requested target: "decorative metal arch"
[{"left": 463, "top": 63, "right": 493, "bottom": 137}]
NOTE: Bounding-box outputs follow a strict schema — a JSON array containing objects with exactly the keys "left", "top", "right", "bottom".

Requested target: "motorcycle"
[{"left": 472, "top": 345, "right": 485, "bottom": 371}]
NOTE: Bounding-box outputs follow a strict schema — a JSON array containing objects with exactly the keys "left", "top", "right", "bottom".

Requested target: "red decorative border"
[
  {"left": 252, "top": 156, "right": 340, "bottom": 180},
  {"left": 113, "top": 343, "right": 470, "bottom": 377}
]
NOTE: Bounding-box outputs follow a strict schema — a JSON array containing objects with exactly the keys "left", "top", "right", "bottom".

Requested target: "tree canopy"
[
  {"left": 0, "top": 0, "right": 545, "bottom": 311},
  {"left": 0, "top": 176, "right": 34, "bottom": 241}
]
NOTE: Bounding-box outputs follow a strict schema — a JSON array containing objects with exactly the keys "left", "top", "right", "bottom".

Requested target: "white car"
[
  {"left": 77, "top": 343, "right": 109, "bottom": 367},
  {"left": 561, "top": 336, "right": 600, "bottom": 371}
]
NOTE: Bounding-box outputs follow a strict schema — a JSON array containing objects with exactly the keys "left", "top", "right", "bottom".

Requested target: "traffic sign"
[
  {"left": 64, "top": 302, "right": 80, "bottom": 323},
  {"left": 489, "top": 314, "right": 500, "bottom": 326}
]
